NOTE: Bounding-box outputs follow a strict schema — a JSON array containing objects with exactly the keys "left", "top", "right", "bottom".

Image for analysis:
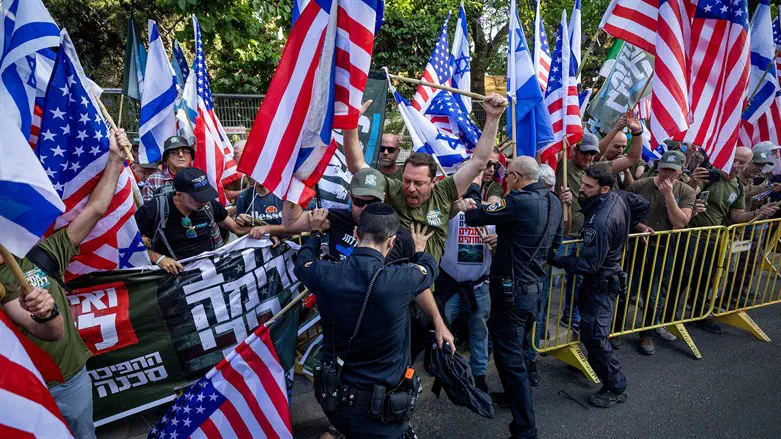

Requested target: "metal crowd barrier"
[
  {"left": 534, "top": 226, "right": 732, "bottom": 383},
  {"left": 712, "top": 218, "right": 781, "bottom": 341}
]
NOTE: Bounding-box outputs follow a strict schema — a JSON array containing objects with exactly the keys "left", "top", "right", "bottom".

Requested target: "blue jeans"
[
  {"left": 49, "top": 366, "right": 96, "bottom": 439},
  {"left": 560, "top": 244, "right": 582, "bottom": 328},
  {"left": 445, "top": 282, "right": 491, "bottom": 377},
  {"left": 489, "top": 279, "right": 538, "bottom": 439}
]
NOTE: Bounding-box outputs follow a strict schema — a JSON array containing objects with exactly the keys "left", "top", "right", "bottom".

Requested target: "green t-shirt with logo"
[
  {"left": 689, "top": 177, "right": 745, "bottom": 228},
  {"left": 0, "top": 230, "right": 92, "bottom": 386},
  {"left": 627, "top": 177, "right": 696, "bottom": 232},
  {"left": 381, "top": 167, "right": 404, "bottom": 181},
  {"left": 386, "top": 175, "right": 459, "bottom": 264},
  {"left": 481, "top": 180, "right": 504, "bottom": 201}
]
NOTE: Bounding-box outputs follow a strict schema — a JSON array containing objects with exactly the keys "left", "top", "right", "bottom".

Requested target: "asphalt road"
[{"left": 296, "top": 304, "right": 781, "bottom": 438}]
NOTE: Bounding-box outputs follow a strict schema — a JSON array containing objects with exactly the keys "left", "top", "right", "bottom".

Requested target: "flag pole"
[
  {"left": 264, "top": 288, "right": 309, "bottom": 329},
  {"left": 743, "top": 49, "right": 781, "bottom": 112},
  {"left": 628, "top": 73, "right": 654, "bottom": 113},
  {"left": 0, "top": 244, "right": 32, "bottom": 298},
  {"left": 562, "top": 137, "right": 569, "bottom": 223},
  {"left": 575, "top": 29, "right": 603, "bottom": 80},
  {"left": 388, "top": 73, "right": 508, "bottom": 106},
  {"left": 431, "top": 152, "right": 449, "bottom": 177},
  {"left": 117, "top": 94, "right": 125, "bottom": 128},
  {"left": 93, "top": 92, "right": 134, "bottom": 164},
  {"left": 511, "top": 96, "right": 518, "bottom": 158}
]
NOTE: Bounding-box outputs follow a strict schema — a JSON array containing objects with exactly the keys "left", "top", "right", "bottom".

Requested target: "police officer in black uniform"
[
  {"left": 463, "top": 156, "right": 563, "bottom": 439},
  {"left": 550, "top": 166, "right": 649, "bottom": 408},
  {"left": 295, "top": 203, "right": 454, "bottom": 438}
]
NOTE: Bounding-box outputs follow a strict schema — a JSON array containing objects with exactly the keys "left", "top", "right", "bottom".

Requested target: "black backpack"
[{"left": 151, "top": 192, "right": 221, "bottom": 260}]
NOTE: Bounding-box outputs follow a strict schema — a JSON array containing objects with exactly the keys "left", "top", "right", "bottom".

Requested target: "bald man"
[
  {"left": 377, "top": 133, "right": 403, "bottom": 180},
  {"left": 599, "top": 119, "right": 636, "bottom": 189}
]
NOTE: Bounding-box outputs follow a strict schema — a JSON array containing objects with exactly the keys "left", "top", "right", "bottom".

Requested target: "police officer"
[
  {"left": 550, "top": 166, "right": 649, "bottom": 408},
  {"left": 463, "top": 156, "right": 563, "bottom": 439},
  {"left": 295, "top": 203, "right": 454, "bottom": 438}
]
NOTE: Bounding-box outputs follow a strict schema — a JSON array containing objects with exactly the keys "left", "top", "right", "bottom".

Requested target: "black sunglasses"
[
  {"left": 485, "top": 161, "right": 501, "bottom": 171},
  {"left": 351, "top": 195, "right": 381, "bottom": 207},
  {"left": 380, "top": 146, "right": 398, "bottom": 153}
]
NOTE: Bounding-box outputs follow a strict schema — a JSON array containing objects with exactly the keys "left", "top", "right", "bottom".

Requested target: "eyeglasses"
[
  {"left": 181, "top": 216, "right": 197, "bottom": 239},
  {"left": 485, "top": 161, "right": 501, "bottom": 171},
  {"left": 168, "top": 148, "right": 192, "bottom": 158},
  {"left": 507, "top": 171, "right": 522, "bottom": 180},
  {"left": 351, "top": 195, "right": 381, "bottom": 207},
  {"left": 380, "top": 146, "right": 398, "bottom": 154}
]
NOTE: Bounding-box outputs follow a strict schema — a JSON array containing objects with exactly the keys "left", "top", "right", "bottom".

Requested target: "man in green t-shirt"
[
  {"left": 480, "top": 148, "right": 505, "bottom": 203},
  {"left": 684, "top": 147, "right": 778, "bottom": 334},
  {"left": 0, "top": 129, "right": 129, "bottom": 439},
  {"left": 626, "top": 150, "right": 696, "bottom": 355},
  {"left": 343, "top": 94, "right": 508, "bottom": 264},
  {"left": 377, "top": 133, "right": 404, "bottom": 181}
]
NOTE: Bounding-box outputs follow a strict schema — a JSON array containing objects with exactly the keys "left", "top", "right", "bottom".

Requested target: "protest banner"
[{"left": 65, "top": 237, "right": 304, "bottom": 425}]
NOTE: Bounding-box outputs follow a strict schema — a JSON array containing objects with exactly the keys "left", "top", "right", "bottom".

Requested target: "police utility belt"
[
  {"left": 594, "top": 271, "right": 628, "bottom": 296},
  {"left": 313, "top": 265, "right": 422, "bottom": 424}
]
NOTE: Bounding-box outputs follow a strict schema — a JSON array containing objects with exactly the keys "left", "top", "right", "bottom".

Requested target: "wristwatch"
[
  {"left": 631, "top": 125, "right": 644, "bottom": 136},
  {"left": 31, "top": 303, "right": 60, "bottom": 324}
]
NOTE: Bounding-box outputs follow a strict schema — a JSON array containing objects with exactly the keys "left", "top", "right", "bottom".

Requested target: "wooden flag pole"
[
  {"left": 510, "top": 96, "right": 518, "bottom": 158},
  {"left": 264, "top": 288, "right": 309, "bottom": 328},
  {"left": 575, "top": 29, "right": 604, "bottom": 80},
  {"left": 117, "top": 94, "right": 125, "bottom": 128},
  {"left": 93, "top": 92, "right": 134, "bottom": 164},
  {"left": 0, "top": 244, "right": 32, "bottom": 298},
  {"left": 628, "top": 73, "right": 654, "bottom": 114},
  {"left": 431, "top": 152, "right": 449, "bottom": 177},
  {"left": 562, "top": 137, "right": 570, "bottom": 223},
  {"left": 388, "top": 73, "right": 509, "bottom": 106},
  {"left": 744, "top": 49, "right": 781, "bottom": 112}
]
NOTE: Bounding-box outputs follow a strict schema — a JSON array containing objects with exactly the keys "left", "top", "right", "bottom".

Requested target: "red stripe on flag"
[
  {"left": 199, "top": 417, "right": 223, "bottom": 439},
  {"left": 0, "top": 424, "right": 35, "bottom": 439},
  {"left": 237, "top": 341, "right": 291, "bottom": 432},
  {"left": 218, "top": 401, "right": 252, "bottom": 439},
  {"left": 0, "top": 356, "right": 64, "bottom": 425},
  {"left": 220, "top": 363, "right": 279, "bottom": 439}
]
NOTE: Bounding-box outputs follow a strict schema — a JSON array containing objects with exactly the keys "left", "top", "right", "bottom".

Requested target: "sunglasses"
[
  {"left": 351, "top": 195, "right": 381, "bottom": 207},
  {"left": 181, "top": 217, "right": 197, "bottom": 239},
  {"left": 380, "top": 146, "right": 398, "bottom": 154},
  {"left": 485, "top": 161, "right": 501, "bottom": 171}
]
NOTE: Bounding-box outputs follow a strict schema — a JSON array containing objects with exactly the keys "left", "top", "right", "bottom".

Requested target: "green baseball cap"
[
  {"left": 350, "top": 168, "right": 386, "bottom": 200},
  {"left": 752, "top": 150, "right": 773, "bottom": 165},
  {"left": 658, "top": 150, "right": 686, "bottom": 170}
]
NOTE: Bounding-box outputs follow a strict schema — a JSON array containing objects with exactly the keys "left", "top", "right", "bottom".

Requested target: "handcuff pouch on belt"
[
  {"left": 313, "top": 264, "right": 421, "bottom": 423},
  {"left": 596, "top": 271, "right": 628, "bottom": 296}
]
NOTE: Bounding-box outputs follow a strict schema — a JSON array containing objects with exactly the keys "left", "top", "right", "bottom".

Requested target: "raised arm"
[
  {"left": 609, "top": 116, "right": 643, "bottom": 174},
  {"left": 66, "top": 129, "right": 127, "bottom": 246},
  {"left": 281, "top": 201, "right": 330, "bottom": 234},
  {"left": 343, "top": 101, "right": 374, "bottom": 174},
  {"left": 599, "top": 116, "right": 627, "bottom": 157},
  {"left": 452, "top": 94, "right": 507, "bottom": 196}
]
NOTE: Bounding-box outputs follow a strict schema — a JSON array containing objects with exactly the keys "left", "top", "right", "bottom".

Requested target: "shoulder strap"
[
  {"left": 26, "top": 246, "right": 70, "bottom": 294},
  {"left": 152, "top": 195, "right": 178, "bottom": 260},
  {"left": 512, "top": 191, "right": 556, "bottom": 283},
  {"left": 337, "top": 264, "right": 386, "bottom": 378}
]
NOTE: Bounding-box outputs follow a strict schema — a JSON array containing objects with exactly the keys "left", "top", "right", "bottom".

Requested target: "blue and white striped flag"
[
  {"left": 386, "top": 70, "right": 468, "bottom": 173},
  {"left": 0, "top": 0, "right": 65, "bottom": 257},
  {"left": 569, "top": 0, "right": 582, "bottom": 83},
  {"left": 450, "top": 2, "right": 471, "bottom": 114},
  {"left": 138, "top": 20, "right": 178, "bottom": 164},
  {"left": 742, "top": 0, "right": 779, "bottom": 124}
]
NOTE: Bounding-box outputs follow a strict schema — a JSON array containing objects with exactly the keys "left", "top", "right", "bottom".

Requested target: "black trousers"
[
  {"left": 579, "top": 279, "right": 627, "bottom": 392},
  {"left": 489, "top": 279, "right": 538, "bottom": 439},
  {"left": 326, "top": 406, "right": 408, "bottom": 439}
]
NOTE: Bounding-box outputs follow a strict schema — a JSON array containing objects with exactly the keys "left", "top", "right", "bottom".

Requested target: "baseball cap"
[
  {"left": 577, "top": 133, "right": 600, "bottom": 153},
  {"left": 752, "top": 150, "right": 773, "bottom": 165},
  {"left": 173, "top": 168, "right": 219, "bottom": 202},
  {"left": 658, "top": 150, "right": 686, "bottom": 170},
  {"left": 163, "top": 136, "right": 195, "bottom": 157},
  {"left": 138, "top": 162, "right": 159, "bottom": 170},
  {"left": 753, "top": 141, "right": 781, "bottom": 155},
  {"left": 349, "top": 168, "right": 386, "bottom": 200}
]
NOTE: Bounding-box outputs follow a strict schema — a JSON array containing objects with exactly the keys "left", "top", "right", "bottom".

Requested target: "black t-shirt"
[
  {"left": 135, "top": 194, "right": 229, "bottom": 260},
  {"left": 326, "top": 209, "right": 415, "bottom": 263},
  {"left": 235, "top": 187, "right": 284, "bottom": 225}
]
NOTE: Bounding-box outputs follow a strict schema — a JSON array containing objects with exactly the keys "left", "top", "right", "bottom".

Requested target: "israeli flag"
[
  {"left": 386, "top": 70, "right": 468, "bottom": 172},
  {"left": 569, "top": 0, "right": 582, "bottom": 82},
  {"left": 743, "top": 0, "right": 779, "bottom": 124},
  {"left": 138, "top": 20, "right": 178, "bottom": 164},
  {"left": 450, "top": 3, "right": 472, "bottom": 114}
]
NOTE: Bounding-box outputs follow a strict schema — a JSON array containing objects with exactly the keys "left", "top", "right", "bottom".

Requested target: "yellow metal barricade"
[
  {"left": 712, "top": 218, "right": 781, "bottom": 341},
  {"left": 533, "top": 226, "right": 730, "bottom": 383}
]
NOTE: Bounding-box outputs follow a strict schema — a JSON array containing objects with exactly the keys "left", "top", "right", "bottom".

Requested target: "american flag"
[
  {"left": 600, "top": 0, "right": 658, "bottom": 54},
  {"left": 412, "top": 14, "right": 480, "bottom": 145},
  {"left": 648, "top": 0, "right": 690, "bottom": 153},
  {"left": 683, "top": 0, "right": 750, "bottom": 171},
  {"left": 533, "top": 0, "right": 552, "bottom": 91},
  {"left": 149, "top": 325, "right": 291, "bottom": 439},
  {"left": 739, "top": 4, "right": 781, "bottom": 146},
  {"left": 540, "top": 11, "right": 582, "bottom": 169},
  {"left": 189, "top": 16, "right": 240, "bottom": 205},
  {"left": 28, "top": 49, "right": 57, "bottom": 149},
  {"left": 0, "top": 310, "right": 72, "bottom": 438},
  {"left": 240, "top": 1, "right": 383, "bottom": 206},
  {"left": 37, "top": 31, "right": 150, "bottom": 280}
]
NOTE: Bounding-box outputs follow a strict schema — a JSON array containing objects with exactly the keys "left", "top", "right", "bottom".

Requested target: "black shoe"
[
  {"left": 529, "top": 361, "right": 542, "bottom": 387},
  {"left": 490, "top": 391, "right": 512, "bottom": 408},
  {"left": 609, "top": 337, "right": 623, "bottom": 350},
  {"left": 474, "top": 374, "right": 488, "bottom": 393},
  {"left": 693, "top": 318, "right": 723, "bottom": 334},
  {"left": 589, "top": 388, "right": 628, "bottom": 408}
]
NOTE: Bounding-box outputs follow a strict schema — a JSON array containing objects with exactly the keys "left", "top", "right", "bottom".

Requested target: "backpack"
[{"left": 151, "top": 192, "right": 222, "bottom": 260}]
